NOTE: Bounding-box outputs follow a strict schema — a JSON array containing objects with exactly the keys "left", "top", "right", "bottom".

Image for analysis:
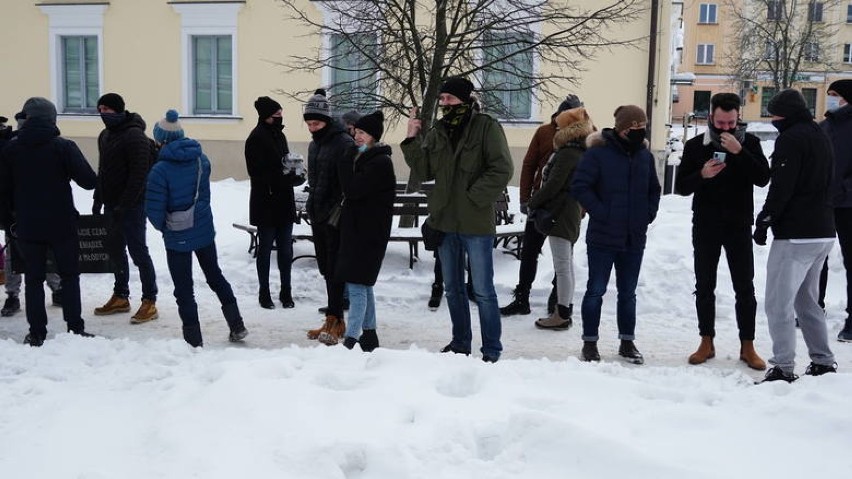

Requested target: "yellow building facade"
[{"left": 1, "top": 0, "right": 674, "bottom": 181}]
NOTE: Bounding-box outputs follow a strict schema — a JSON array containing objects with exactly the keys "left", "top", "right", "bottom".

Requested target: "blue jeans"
[
  {"left": 581, "top": 245, "right": 645, "bottom": 341},
  {"left": 106, "top": 205, "right": 158, "bottom": 300},
  {"left": 345, "top": 283, "right": 376, "bottom": 339},
  {"left": 166, "top": 242, "right": 241, "bottom": 347},
  {"left": 256, "top": 224, "right": 294, "bottom": 293},
  {"left": 438, "top": 232, "right": 502, "bottom": 358}
]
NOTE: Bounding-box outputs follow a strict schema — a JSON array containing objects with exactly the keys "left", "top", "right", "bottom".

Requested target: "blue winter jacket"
[
  {"left": 145, "top": 137, "right": 215, "bottom": 252},
  {"left": 820, "top": 104, "right": 852, "bottom": 208},
  {"left": 571, "top": 129, "right": 661, "bottom": 251}
]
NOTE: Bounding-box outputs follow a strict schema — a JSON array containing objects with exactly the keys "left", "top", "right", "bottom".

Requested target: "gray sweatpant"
[
  {"left": 765, "top": 240, "right": 836, "bottom": 373},
  {"left": 4, "top": 233, "right": 61, "bottom": 296},
  {"left": 549, "top": 236, "right": 575, "bottom": 307}
]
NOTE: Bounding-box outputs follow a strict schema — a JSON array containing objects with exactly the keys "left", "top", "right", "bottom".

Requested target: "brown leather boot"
[
  {"left": 318, "top": 315, "right": 346, "bottom": 346},
  {"left": 94, "top": 295, "right": 131, "bottom": 316},
  {"left": 688, "top": 336, "right": 715, "bottom": 365},
  {"left": 740, "top": 340, "right": 766, "bottom": 370},
  {"left": 130, "top": 299, "right": 158, "bottom": 324},
  {"left": 307, "top": 315, "right": 334, "bottom": 340}
]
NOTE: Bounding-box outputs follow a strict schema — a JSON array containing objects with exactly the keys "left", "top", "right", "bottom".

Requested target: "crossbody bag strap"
[{"left": 191, "top": 156, "right": 202, "bottom": 205}]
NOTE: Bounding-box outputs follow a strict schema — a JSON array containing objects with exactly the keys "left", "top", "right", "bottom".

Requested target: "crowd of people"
[{"left": 0, "top": 78, "right": 848, "bottom": 381}]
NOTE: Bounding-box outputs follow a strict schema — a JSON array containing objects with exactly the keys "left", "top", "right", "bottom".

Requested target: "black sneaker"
[
  {"left": 440, "top": 343, "right": 471, "bottom": 356},
  {"left": 804, "top": 362, "right": 837, "bottom": 376},
  {"left": 359, "top": 329, "right": 380, "bottom": 352},
  {"left": 618, "top": 340, "right": 645, "bottom": 365},
  {"left": 760, "top": 366, "right": 798, "bottom": 383},
  {"left": 52, "top": 289, "right": 63, "bottom": 307},
  {"left": 24, "top": 333, "right": 44, "bottom": 347},
  {"left": 1, "top": 294, "right": 20, "bottom": 317},
  {"left": 342, "top": 336, "right": 358, "bottom": 350},
  {"left": 69, "top": 329, "right": 95, "bottom": 338},
  {"left": 229, "top": 326, "right": 248, "bottom": 342},
  {"left": 581, "top": 341, "right": 600, "bottom": 362},
  {"left": 482, "top": 354, "right": 499, "bottom": 363},
  {"left": 428, "top": 282, "right": 443, "bottom": 311}
]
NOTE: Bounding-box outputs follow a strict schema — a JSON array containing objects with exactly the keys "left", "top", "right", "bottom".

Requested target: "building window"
[
  {"left": 844, "top": 44, "right": 852, "bottom": 63},
  {"left": 192, "top": 35, "right": 232, "bottom": 115},
  {"left": 847, "top": 5, "right": 852, "bottom": 23},
  {"left": 761, "top": 87, "right": 777, "bottom": 117},
  {"left": 329, "top": 33, "right": 378, "bottom": 112},
  {"left": 38, "top": 4, "right": 106, "bottom": 114},
  {"left": 61, "top": 36, "right": 99, "bottom": 113},
  {"left": 696, "top": 44, "right": 715, "bottom": 64},
  {"left": 481, "top": 31, "right": 535, "bottom": 120},
  {"left": 808, "top": 2, "right": 824, "bottom": 22},
  {"left": 768, "top": 0, "right": 785, "bottom": 21},
  {"left": 172, "top": 2, "right": 242, "bottom": 117},
  {"left": 764, "top": 41, "right": 778, "bottom": 60},
  {"left": 693, "top": 90, "right": 711, "bottom": 118},
  {"left": 802, "top": 88, "right": 817, "bottom": 116},
  {"left": 698, "top": 3, "right": 717, "bottom": 24},
  {"left": 804, "top": 42, "right": 820, "bottom": 61}
]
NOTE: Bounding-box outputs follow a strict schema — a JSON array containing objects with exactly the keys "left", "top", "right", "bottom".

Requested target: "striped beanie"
[{"left": 153, "top": 109, "right": 184, "bottom": 144}]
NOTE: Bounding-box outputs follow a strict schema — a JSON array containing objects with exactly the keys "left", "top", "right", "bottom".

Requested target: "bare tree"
[
  {"left": 277, "top": 0, "right": 645, "bottom": 126},
  {"left": 725, "top": 0, "right": 840, "bottom": 91}
]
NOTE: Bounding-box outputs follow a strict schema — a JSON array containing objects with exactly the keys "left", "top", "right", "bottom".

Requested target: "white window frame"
[
  {"left": 698, "top": 3, "right": 717, "bottom": 24},
  {"left": 479, "top": 29, "right": 538, "bottom": 121},
  {"left": 39, "top": 4, "right": 105, "bottom": 115},
  {"left": 805, "top": 42, "right": 820, "bottom": 62},
  {"left": 171, "top": 2, "right": 242, "bottom": 118},
  {"left": 696, "top": 44, "right": 715, "bottom": 64},
  {"left": 808, "top": 2, "right": 824, "bottom": 22}
]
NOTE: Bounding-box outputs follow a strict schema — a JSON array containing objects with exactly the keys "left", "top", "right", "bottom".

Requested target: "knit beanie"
[
  {"left": 353, "top": 110, "right": 385, "bottom": 141},
  {"left": 828, "top": 80, "right": 852, "bottom": 104},
  {"left": 153, "top": 109, "right": 185, "bottom": 144},
  {"left": 555, "top": 107, "right": 590, "bottom": 130},
  {"left": 554, "top": 94, "right": 583, "bottom": 117},
  {"left": 97, "top": 93, "right": 125, "bottom": 113},
  {"left": 342, "top": 110, "right": 362, "bottom": 126},
  {"left": 613, "top": 105, "right": 647, "bottom": 132},
  {"left": 254, "top": 96, "right": 282, "bottom": 120},
  {"left": 767, "top": 89, "right": 809, "bottom": 118},
  {"left": 303, "top": 88, "right": 332, "bottom": 122},
  {"left": 22, "top": 97, "right": 57, "bottom": 124},
  {"left": 439, "top": 76, "right": 474, "bottom": 102}
]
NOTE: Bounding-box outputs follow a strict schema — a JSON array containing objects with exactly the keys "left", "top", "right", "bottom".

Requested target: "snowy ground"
[{"left": 1, "top": 136, "right": 851, "bottom": 477}]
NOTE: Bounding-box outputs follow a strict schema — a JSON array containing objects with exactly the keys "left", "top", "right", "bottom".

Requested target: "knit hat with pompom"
[{"left": 153, "top": 109, "right": 184, "bottom": 144}]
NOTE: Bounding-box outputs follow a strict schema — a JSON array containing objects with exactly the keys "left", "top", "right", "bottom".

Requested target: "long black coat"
[
  {"left": 306, "top": 121, "right": 355, "bottom": 224},
  {"left": 94, "top": 112, "right": 151, "bottom": 209},
  {"left": 245, "top": 121, "right": 305, "bottom": 226},
  {"left": 335, "top": 144, "right": 396, "bottom": 286}
]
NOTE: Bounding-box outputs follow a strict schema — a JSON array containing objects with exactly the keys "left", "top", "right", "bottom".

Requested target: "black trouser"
[
  {"left": 518, "top": 218, "right": 547, "bottom": 290},
  {"left": 18, "top": 234, "right": 85, "bottom": 339},
  {"left": 819, "top": 207, "right": 852, "bottom": 314},
  {"left": 312, "top": 221, "right": 344, "bottom": 318},
  {"left": 692, "top": 221, "right": 756, "bottom": 340}
]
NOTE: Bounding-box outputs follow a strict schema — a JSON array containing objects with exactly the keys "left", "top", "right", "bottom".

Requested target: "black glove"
[
  {"left": 520, "top": 202, "right": 529, "bottom": 215},
  {"left": 92, "top": 201, "right": 102, "bottom": 215},
  {"left": 753, "top": 211, "right": 772, "bottom": 246}
]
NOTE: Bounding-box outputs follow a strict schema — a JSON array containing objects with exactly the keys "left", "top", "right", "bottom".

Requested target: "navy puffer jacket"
[
  {"left": 145, "top": 137, "right": 215, "bottom": 252},
  {"left": 571, "top": 129, "right": 661, "bottom": 251}
]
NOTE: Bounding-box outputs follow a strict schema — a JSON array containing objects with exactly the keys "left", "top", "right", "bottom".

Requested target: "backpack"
[{"left": 147, "top": 137, "right": 160, "bottom": 169}]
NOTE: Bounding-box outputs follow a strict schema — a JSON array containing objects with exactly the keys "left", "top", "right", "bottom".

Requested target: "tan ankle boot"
[
  {"left": 740, "top": 340, "right": 766, "bottom": 370},
  {"left": 94, "top": 295, "right": 131, "bottom": 316},
  {"left": 318, "top": 315, "right": 346, "bottom": 346},
  {"left": 307, "top": 315, "right": 333, "bottom": 340},
  {"left": 130, "top": 299, "right": 158, "bottom": 324},
  {"left": 534, "top": 310, "right": 572, "bottom": 330},
  {"left": 688, "top": 336, "right": 715, "bottom": 365}
]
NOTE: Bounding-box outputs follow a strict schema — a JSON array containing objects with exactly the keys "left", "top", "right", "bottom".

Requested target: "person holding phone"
[{"left": 675, "top": 93, "right": 770, "bottom": 369}]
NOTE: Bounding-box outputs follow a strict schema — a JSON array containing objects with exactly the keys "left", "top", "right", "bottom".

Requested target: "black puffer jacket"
[
  {"left": 0, "top": 119, "right": 97, "bottom": 240},
  {"left": 245, "top": 121, "right": 305, "bottom": 226},
  {"left": 820, "top": 104, "right": 852, "bottom": 208},
  {"left": 760, "top": 112, "right": 835, "bottom": 239},
  {"left": 335, "top": 144, "right": 396, "bottom": 286},
  {"left": 306, "top": 121, "right": 355, "bottom": 224},
  {"left": 94, "top": 111, "right": 152, "bottom": 209}
]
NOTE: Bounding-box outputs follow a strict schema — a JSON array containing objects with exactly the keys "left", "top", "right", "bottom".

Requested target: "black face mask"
[
  {"left": 100, "top": 112, "right": 125, "bottom": 129},
  {"left": 626, "top": 128, "right": 646, "bottom": 147},
  {"left": 271, "top": 116, "right": 283, "bottom": 130}
]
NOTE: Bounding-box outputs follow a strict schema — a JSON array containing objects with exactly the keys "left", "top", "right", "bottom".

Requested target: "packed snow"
[{"left": 1, "top": 136, "right": 850, "bottom": 478}]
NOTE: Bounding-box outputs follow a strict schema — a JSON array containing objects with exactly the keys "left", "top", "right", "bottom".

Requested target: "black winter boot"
[
  {"left": 259, "top": 289, "right": 275, "bottom": 309},
  {"left": 222, "top": 303, "right": 248, "bottom": 342},
  {"left": 428, "top": 282, "right": 443, "bottom": 310},
  {"left": 618, "top": 340, "right": 644, "bottom": 365},
  {"left": 279, "top": 288, "right": 294, "bottom": 309},
  {"left": 1, "top": 294, "right": 20, "bottom": 317},
  {"left": 547, "top": 285, "right": 557, "bottom": 315},
  {"left": 500, "top": 286, "right": 530, "bottom": 316},
  {"left": 342, "top": 336, "right": 358, "bottom": 350},
  {"left": 359, "top": 329, "right": 380, "bottom": 352},
  {"left": 581, "top": 341, "right": 600, "bottom": 362}
]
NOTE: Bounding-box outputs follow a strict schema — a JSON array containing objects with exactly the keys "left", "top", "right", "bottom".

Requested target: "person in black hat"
[
  {"left": 245, "top": 96, "right": 305, "bottom": 309},
  {"left": 401, "top": 76, "right": 513, "bottom": 363},
  {"left": 820, "top": 79, "right": 852, "bottom": 342},
  {"left": 93, "top": 92, "right": 160, "bottom": 324},
  {"left": 755, "top": 88, "right": 837, "bottom": 383},
  {"left": 0, "top": 97, "right": 98, "bottom": 346},
  {"left": 302, "top": 88, "right": 356, "bottom": 344},
  {"left": 499, "top": 93, "right": 584, "bottom": 318},
  {"left": 326, "top": 111, "right": 395, "bottom": 350}
]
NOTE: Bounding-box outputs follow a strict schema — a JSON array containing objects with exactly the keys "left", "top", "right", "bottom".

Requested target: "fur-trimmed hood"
[
  {"left": 553, "top": 117, "right": 594, "bottom": 149},
  {"left": 585, "top": 128, "right": 649, "bottom": 151}
]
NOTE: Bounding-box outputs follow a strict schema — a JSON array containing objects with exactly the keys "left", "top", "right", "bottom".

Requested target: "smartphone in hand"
[{"left": 713, "top": 151, "right": 727, "bottom": 164}]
